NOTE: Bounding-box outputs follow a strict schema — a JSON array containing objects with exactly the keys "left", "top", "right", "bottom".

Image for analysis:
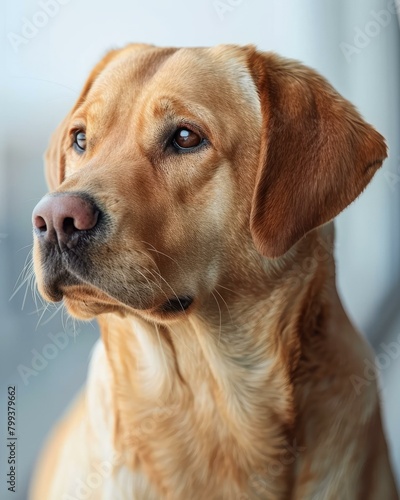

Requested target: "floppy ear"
[
  {"left": 247, "top": 51, "right": 387, "bottom": 258},
  {"left": 44, "top": 48, "right": 122, "bottom": 191}
]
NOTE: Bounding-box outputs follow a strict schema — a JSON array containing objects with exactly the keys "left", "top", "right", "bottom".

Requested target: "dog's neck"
[{"left": 96, "top": 225, "right": 335, "bottom": 496}]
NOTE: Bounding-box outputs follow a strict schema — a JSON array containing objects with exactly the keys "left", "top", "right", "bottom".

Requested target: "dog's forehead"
[
  {"left": 150, "top": 47, "right": 260, "bottom": 109},
  {"left": 84, "top": 45, "right": 260, "bottom": 119}
]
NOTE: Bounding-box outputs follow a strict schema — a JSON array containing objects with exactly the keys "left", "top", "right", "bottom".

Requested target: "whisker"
[
  {"left": 155, "top": 324, "right": 171, "bottom": 389},
  {"left": 148, "top": 268, "right": 187, "bottom": 315},
  {"left": 31, "top": 275, "right": 45, "bottom": 313},
  {"left": 138, "top": 266, "right": 175, "bottom": 306},
  {"left": 39, "top": 303, "right": 63, "bottom": 327},
  {"left": 215, "top": 283, "right": 246, "bottom": 298},
  {"left": 21, "top": 272, "right": 34, "bottom": 311},
  {"left": 36, "top": 303, "right": 51, "bottom": 330},
  {"left": 10, "top": 250, "right": 34, "bottom": 301},
  {"left": 134, "top": 267, "right": 158, "bottom": 306},
  {"left": 30, "top": 273, "right": 38, "bottom": 311},
  {"left": 118, "top": 268, "right": 143, "bottom": 309},
  {"left": 61, "top": 306, "right": 68, "bottom": 334},
  {"left": 213, "top": 288, "right": 236, "bottom": 327},
  {"left": 141, "top": 241, "right": 186, "bottom": 274},
  {"left": 65, "top": 310, "right": 78, "bottom": 338},
  {"left": 30, "top": 302, "right": 45, "bottom": 318},
  {"left": 17, "top": 243, "right": 33, "bottom": 253},
  {"left": 211, "top": 291, "right": 223, "bottom": 346},
  {"left": 136, "top": 247, "right": 189, "bottom": 313},
  {"left": 9, "top": 269, "right": 33, "bottom": 302}
]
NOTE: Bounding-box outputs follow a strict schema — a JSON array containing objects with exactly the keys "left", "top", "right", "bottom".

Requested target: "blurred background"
[{"left": 0, "top": 0, "right": 399, "bottom": 498}]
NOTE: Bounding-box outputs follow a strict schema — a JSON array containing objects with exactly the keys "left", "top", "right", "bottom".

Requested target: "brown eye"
[
  {"left": 172, "top": 128, "right": 202, "bottom": 150},
  {"left": 73, "top": 131, "right": 86, "bottom": 153}
]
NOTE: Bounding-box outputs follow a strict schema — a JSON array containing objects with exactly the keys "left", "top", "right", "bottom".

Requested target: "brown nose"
[{"left": 32, "top": 193, "right": 100, "bottom": 249}]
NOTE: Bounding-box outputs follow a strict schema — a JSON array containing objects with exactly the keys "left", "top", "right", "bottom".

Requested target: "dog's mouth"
[
  {"left": 158, "top": 296, "right": 194, "bottom": 314},
  {"left": 38, "top": 248, "right": 195, "bottom": 318},
  {"left": 62, "top": 287, "right": 195, "bottom": 320},
  {"left": 33, "top": 193, "right": 197, "bottom": 320}
]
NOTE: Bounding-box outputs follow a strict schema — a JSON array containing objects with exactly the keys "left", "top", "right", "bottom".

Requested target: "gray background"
[{"left": 0, "top": 0, "right": 399, "bottom": 498}]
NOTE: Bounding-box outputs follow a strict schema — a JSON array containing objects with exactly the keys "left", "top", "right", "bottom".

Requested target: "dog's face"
[{"left": 32, "top": 44, "right": 387, "bottom": 321}]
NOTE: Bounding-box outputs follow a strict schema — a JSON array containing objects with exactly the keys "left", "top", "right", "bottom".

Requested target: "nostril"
[
  {"left": 63, "top": 217, "right": 78, "bottom": 236},
  {"left": 32, "top": 194, "right": 101, "bottom": 248},
  {"left": 34, "top": 215, "right": 47, "bottom": 232}
]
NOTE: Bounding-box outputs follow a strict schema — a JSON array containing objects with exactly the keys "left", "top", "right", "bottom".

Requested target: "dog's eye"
[
  {"left": 73, "top": 131, "right": 86, "bottom": 153},
  {"left": 172, "top": 128, "right": 202, "bottom": 151}
]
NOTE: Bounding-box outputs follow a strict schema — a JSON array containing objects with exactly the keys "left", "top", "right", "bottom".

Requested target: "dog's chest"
[{"left": 97, "top": 320, "right": 297, "bottom": 500}]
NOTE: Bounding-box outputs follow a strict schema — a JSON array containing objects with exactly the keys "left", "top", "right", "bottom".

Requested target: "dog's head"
[{"left": 32, "top": 44, "right": 386, "bottom": 321}]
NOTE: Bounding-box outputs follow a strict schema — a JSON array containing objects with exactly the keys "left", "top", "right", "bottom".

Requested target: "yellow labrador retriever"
[{"left": 30, "top": 44, "right": 398, "bottom": 499}]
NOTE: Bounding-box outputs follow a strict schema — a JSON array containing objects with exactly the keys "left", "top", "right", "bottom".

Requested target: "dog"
[{"left": 30, "top": 43, "right": 398, "bottom": 499}]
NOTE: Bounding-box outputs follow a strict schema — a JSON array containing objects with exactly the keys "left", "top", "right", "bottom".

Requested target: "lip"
[
  {"left": 58, "top": 275, "right": 195, "bottom": 314},
  {"left": 61, "top": 288, "right": 196, "bottom": 321},
  {"left": 36, "top": 239, "right": 194, "bottom": 316},
  {"left": 39, "top": 264, "right": 82, "bottom": 302},
  {"left": 158, "top": 296, "right": 194, "bottom": 314}
]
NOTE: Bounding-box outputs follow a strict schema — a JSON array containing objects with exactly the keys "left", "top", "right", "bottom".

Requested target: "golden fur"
[{"left": 30, "top": 44, "right": 398, "bottom": 499}]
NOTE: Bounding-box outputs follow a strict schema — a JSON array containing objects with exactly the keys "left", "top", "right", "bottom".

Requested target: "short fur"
[{"left": 30, "top": 44, "right": 398, "bottom": 499}]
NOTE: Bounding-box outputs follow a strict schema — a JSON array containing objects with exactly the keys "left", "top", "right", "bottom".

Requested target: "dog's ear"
[
  {"left": 44, "top": 49, "right": 122, "bottom": 191},
  {"left": 247, "top": 51, "right": 387, "bottom": 258}
]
